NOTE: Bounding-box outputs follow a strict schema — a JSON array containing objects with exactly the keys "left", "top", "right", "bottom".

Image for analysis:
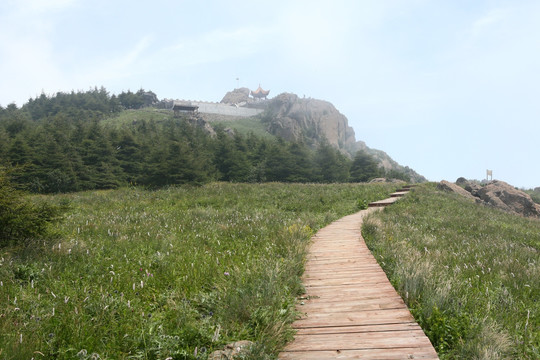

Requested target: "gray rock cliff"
[
  {"left": 264, "top": 93, "right": 357, "bottom": 150},
  {"left": 262, "top": 92, "right": 425, "bottom": 183}
]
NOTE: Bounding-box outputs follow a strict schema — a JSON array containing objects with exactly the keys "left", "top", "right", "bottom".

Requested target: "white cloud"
[
  {"left": 470, "top": 8, "right": 507, "bottom": 37},
  {"left": 162, "top": 26, "right": 275, "bottom": 67},
  {"left": 82, "top": 35, "right": 154, "bottom": 80}
]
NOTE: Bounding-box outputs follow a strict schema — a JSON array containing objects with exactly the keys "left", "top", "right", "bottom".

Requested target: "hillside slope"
[
  {"left": 363, "top": 184, "right": 540, "bottom": 358},
  {"left": 217, "top": 90, "right": 425, "bottom": 182}
]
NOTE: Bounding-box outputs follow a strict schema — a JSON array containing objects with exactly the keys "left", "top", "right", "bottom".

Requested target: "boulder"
[
  {"left": 369, "top": 178, "right": 387, "bottom": 183},
  {"left": 208, "top": 341, "right": 254, "bottom": 360},
  {"left": 456, "top": 177, "right": 468, "bottom": 186},
  {"left": 437, "top": 180, "right": 478, "bottom": 201},
  {"left": 220, "top": 88, "right": 251, "bottom": 105},
  {"left": 476, "top": 180, "right": 540, "bottom": 218},
  {"left": 464, "top": 183, "right": 482, "bottom": 197}
]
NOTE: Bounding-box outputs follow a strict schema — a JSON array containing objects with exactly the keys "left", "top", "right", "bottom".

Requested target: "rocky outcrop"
[
  {"left": 215, "top": 89, "right": 426, "bottom": 183},
  {"left": 208, "top": 340, "right": 254, "bottom": 360},
  {"left": 476, "top": 180, "right": 540, "bottom": 218},
  {"left": 456, "top": 177, "right": 468, "bottom": 186},
  {"left": 260, "top": 92, "right": 425, "bottom": 183},
  {"left": 359, "top": 145, "right": 426, "bottom": 183},
  {"left": 438, "top": 179, "right": 540, "bottom": 218},
  {"left": 264, "top": 93, "right": 357, "bottom": 150},
  {"left": 464, "top": 182, "right": 482, "bottom": 197},
  {"left": 188, "top": 115, "right": 216, "bottom": 137},
  {"left": 220, "top": 88, "right": 251, "bottom": 105},
  {"left": 437, "top": 180, "right": 478, "bottom": 201}
]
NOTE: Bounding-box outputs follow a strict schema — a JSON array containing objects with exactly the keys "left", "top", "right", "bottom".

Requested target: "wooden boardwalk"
[{"left": 279, "top": 189, "right": 439, "bottom": 359}]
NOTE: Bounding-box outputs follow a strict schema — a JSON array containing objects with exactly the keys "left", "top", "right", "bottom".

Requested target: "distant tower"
[
  {"left": 486, "top": 169, "right": 493, "bottom": 181},
  {"left": 250, "top": 84, "right": 270, "bottom": 100}
]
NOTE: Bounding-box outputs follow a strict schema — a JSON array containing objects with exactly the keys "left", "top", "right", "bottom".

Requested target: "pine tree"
[
  {"left": 350, "top": 150, "right": 381, "bottom": 182},
  {"left": 214, "top": 132, "right": 251, "bottom": 182},
  {"left": 263, "top": 138, "right": 295, "bottom": 182},
  {"left": 315, "top": 141, "right": 350, "bottom": 183},
  {"left": 286, "top": 141, "right": 315, "bottom": 182}
]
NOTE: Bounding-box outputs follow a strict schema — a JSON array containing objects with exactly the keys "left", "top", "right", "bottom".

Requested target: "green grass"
[
  {"left": 101, "top": 109, "right": 174, "bottom": 128},
  {"left": 209, "top": 117, "right": 273, "bottom": 139},
  {"left": 363, "top": 183, "right": 540, "bottom": 359},
  {"left": 0, "top": 182, "right": 396, "bottom": 359},
  {"left": 102, "top": 109, "right": 272, "bottom": 140},
  {"left": 525, "top": 189, "right": 540, "bottom": 205}
]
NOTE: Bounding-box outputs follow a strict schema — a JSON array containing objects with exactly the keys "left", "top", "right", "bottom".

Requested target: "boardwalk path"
[{"left": 278, "top": 189, "right": 439, "bottom": 359}]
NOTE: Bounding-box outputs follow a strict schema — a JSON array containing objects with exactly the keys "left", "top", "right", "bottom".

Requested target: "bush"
[{"left": 0, "top": 166, "right": 64, "bottom": 248}]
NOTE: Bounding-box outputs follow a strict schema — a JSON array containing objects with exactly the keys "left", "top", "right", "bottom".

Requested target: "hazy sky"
[{"left": 1, "top": 0, "right": 539, "bottom": 188}]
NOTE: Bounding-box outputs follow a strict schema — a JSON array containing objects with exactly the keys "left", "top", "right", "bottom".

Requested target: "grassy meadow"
[
  {"left": 0, "top": 182, "right": 396, "bottom": 359},
  {"left": 101, "top": 109, "right": 175, "bottom": 128},
  {"left": 363, "top": 183, "right": 539, "bottom": 359},
  {"left": 208, "top": 117, "right": 274, "bottom": 140}
]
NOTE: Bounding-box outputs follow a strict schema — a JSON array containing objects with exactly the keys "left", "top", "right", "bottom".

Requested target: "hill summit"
[{"left": 219, "top": 89, "right": 425, "bottom": 183}]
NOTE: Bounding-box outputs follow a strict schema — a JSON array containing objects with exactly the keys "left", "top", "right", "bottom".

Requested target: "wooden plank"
[
  {"left": 302, "top": 269, "right": 388, "bottom": 278},
  {"left": 283, "top": 330, "right": 434, "bottom": 351},
  {"left": 390, "top": 191, "right": 409, "bottom": 197},
  {"left": 368, "top": 197, "right": 399, "bottom": 207},
  {"left": 304, "top": 265, "right": 384, "bottom": 271},
  {"left": 294, "top": 322, "right": 422, "bottom": 335},
  {"left": 293, "top": 308, "right": 416, "bottom": 328},
  {"left": 303, "top": 274, "right": 390, "bottom": 285},
  {"left": 279, "top": 348, "right": 438, "bottom": 360},
  {"left": 297, "top": 296, "right": 405, "bottom": 312},
  {"left": 302, "top": 284, "right": 397, "bottom": 294}
]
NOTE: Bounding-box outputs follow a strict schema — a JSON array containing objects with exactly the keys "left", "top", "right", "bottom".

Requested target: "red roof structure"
[{"left": 250, "top": 85, "right": 270, "bottom": 99}]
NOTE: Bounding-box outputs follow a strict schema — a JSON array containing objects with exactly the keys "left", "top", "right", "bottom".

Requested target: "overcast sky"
[{"left": 1, "top": 0, "right": 539, "bottom": 188}]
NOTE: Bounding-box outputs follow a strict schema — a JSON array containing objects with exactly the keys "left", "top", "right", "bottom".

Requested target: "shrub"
[{"left": 0, "top": 166, "right": 64, "bottom": 248}]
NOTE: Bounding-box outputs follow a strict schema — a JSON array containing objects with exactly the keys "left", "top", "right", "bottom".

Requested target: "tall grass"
[
  {"left": 363, "top": 183, "right": 539, "bottom": 359},
  {"left": 0, "top": 182, "right": 395, "bottom": 359}
]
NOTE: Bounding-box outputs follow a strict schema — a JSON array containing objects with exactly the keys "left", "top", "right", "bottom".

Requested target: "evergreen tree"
[
  {"left": 0, "top": 127, "right": 8, "bottom": 159},
  {"left": 118, "top": 90, "right": 145, "bottom": 109},
  {"left": 264, "top": 138, "right": 295, "bottom": 182},
  {"left": 165, "top": 140, "right": 199, "bottom": 184},
  {"left": 115, "top": 130, "right": 143, "bottom": 184},
  {"left": 8, "top": 135, "right": 32, "bottom": 166},
  {"left": 286, "top": 141, "right": 315, "bottom": 182},
  {"left": 142, "top": 141, "right": 169, "bottom": 186},
  {"left": 350, "top": 150, "right": 381, "bottom": 182},
  {"left": 384, "top": 169, "right": 410, "bottom": 182},
  {"left": 79, "top": 122, "right": 123, "bottom": 189},
  {"left": 315, "top": 141, "right": 350, "bottom": 182},
  {"left": 214, "top": 132, "right": 251, "bottom": 182}
]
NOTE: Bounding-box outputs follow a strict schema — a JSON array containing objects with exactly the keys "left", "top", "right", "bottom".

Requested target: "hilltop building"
[
  {"left": 250, "top": 85, "right": 270, "bottom": 100},
  {"left": 172, "top": 101, "right": 199, "bottom": 117}
]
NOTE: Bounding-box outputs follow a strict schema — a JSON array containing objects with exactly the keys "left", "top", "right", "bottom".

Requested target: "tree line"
[{"left": 0, "top": 88, "right": 409, "bottom": 193}]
